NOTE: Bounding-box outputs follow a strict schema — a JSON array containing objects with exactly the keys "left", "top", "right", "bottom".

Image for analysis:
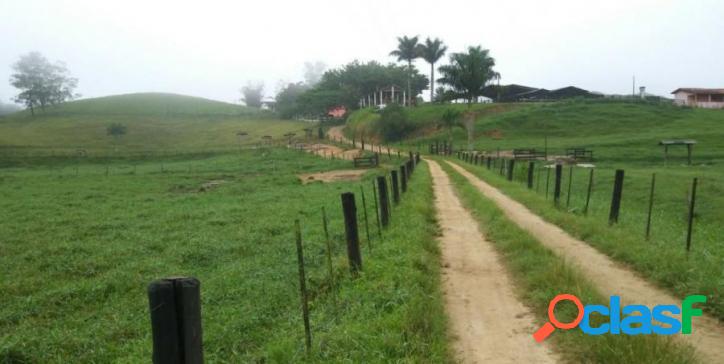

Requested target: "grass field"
[
  {"left": 0, "top": 148, "right": 450, "bottom": 363},
  {"left": 0, "top": 93, "right": 311, "bottom": 159}
]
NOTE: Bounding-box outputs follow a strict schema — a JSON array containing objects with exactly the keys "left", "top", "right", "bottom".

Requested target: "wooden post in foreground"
[{"left": 148, "top": 277, "right": 204, "bottom": 364}]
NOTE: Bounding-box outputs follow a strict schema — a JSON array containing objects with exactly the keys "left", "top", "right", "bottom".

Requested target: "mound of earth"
[{"left": 298, "top": 169, "right": 367, "bottom": 184}]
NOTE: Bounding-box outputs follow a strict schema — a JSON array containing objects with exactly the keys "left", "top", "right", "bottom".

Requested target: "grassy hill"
[
  {"left": 412, "top": 100, "right": 724, "bottom": 165},
  {"left": 0, "top": 93, "right": 310, "bottom": 157},
  {"left": 5, "top": 92, "right": 257, "bottom": 117}
]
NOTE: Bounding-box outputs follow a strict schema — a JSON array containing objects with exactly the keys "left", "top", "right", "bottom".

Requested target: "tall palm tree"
[
  {"left": 389, "top": 35, "right": 420, "bottom": 106},
  {"left": 417, "top": 37, "right": 447, "bottom": 102},
  {"left": 437, "top": 46, "right": 499, "bottom": 107},
  {"left": 438, "top": 46, "right": 499, "bottom": 149}
]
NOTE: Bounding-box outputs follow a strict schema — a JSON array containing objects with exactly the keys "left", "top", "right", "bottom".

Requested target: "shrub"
[{"left": 377, "top": 103, "right": 414, "bottom": 141}]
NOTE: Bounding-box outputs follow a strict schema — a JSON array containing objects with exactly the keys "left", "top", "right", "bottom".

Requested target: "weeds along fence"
[
  {"left": 146, "top": 149, "right": 422, "bottom": 363},
  {"left": 454, "top": 151, "right": 714, "bottom": 255}
]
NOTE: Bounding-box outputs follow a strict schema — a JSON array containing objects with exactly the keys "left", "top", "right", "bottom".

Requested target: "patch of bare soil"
[
  {"left": 482, "top": 129, "right": 504, "bottom": 139},
  {"left": 199, "top": 180, "right": 227, "bottom": 192},
  {"left": 427, "top": 160, "right": 559, "bottom": 364},
  {"left": 299, "top": 142, "right": 363, "bottom": 161},
  {"left": 447, "top": 160, "right": 724, "bottom": 363},
  {"left": 298, "top": 169, "right": 367, "bottom": 184}
]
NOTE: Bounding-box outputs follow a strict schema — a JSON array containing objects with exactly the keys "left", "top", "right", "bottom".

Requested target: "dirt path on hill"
[
  {"left": 427, "top": 160, "right": 559, "bottom": 364},
  {"left": 446, "top": 160, "right": 724, "bottom": 363},
  {"left": 328, "top": 125, "right": 398, "bottom": 157},
  {"left": 298, "top": 142, "right": 361, "bottom": 160},
  {"left": 327, "top": 125, "right": 348, "bottom": 143}
]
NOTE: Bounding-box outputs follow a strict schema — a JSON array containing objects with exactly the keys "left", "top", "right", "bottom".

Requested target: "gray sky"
[{"left": 2, "top": 0, "right": 723, "bottom": 104}]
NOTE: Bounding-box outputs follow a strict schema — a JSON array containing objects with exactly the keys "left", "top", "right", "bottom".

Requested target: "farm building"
[
  {"left": 260, "top": 99, "right": 276, "bottom": 111},
  {"left": 671, "top": 88, "right": 724, "bottom": 109},
  {"left": 327, "top": 105, "right": 347, "bottom": 118},
  {"left": 481, "top": 84, "right": 602, "bottom": 102}
]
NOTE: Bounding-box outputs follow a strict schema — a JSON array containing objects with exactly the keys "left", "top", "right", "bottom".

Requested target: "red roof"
[{"left": 671, "top": 88, "right": 724, "bottom": 95}]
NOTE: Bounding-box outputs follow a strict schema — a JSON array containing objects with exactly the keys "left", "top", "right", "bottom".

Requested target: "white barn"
[{"left": 672, "top": 88, "right": 724, "bottom": 109}]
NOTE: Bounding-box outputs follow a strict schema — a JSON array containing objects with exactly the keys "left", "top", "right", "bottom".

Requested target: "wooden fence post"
[
  {"left": 341, "top": 193, "right": 363, "bottom": 272},
  {"left": 609, "top": 169, "right": 625, "bottom": 225},
  {"left": 584, "top": 169, "right": 594, "bottom": 215},
  {"left": 686, "top": 177, "right": 698, "bottom": 252},
  {"left": 507, "top": 159, "right": 515, "bottom": 181},
  {"left": 294, "top": 220, "right": 312, "bottom": 351},
  {"left": 391, "top": 170, "right": 400, "bottom": 205},
  {"left": 645, "top": 173, "right": 656, "bottom": 239},
  {"left": 554, "top": 164, "right": 562, "bottom": 206},
  {"left": 376, "top": 176, "right": 390, "bottom": 226},
  {"left": 148, "top": 277, "right": 204, "bottom": 364}
]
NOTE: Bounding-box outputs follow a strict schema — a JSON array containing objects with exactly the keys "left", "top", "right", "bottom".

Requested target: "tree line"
[{"left": 275, "top": 36, "right": 500, "bottom": 119}]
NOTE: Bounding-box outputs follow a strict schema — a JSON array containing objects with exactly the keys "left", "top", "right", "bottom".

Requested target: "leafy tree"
[
  {"left": 437, "top": 46, "right": 499, "bottom": 106},
  {"left": 417, "top": 38, "right": 447, "bottom": 102},
  {"left": 275, "top": 82, "right": 309, "bottom": 118},
  {"left": 240, "top": 82, "right": 264, "bottom": 108},
  {"left": 438, "top": 46, "right": 499, "bottom": 149},
  {"left": 377, "top": 103, "right": 413, "bottom": 141},
  {"left": 10, "top": 52, "right": 78, "bottom": 115},
  {"left": 389, "top": 35, "right": 420, "bottom": 106},
  {"left": 299, "top": 60, "right": 428, "bottom": 117}
]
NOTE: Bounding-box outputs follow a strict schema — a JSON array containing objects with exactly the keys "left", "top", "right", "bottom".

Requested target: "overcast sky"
[{"left": 2, "top": 0, "right": 723, "bottom": 104}]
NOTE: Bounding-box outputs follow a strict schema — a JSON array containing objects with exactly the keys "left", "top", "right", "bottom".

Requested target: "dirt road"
[
  {"left": 446, "top": 160, "right": 724, "bottom": 363},
  {"left": 428, "top": 160, "right": 559, "bottom": 363}
]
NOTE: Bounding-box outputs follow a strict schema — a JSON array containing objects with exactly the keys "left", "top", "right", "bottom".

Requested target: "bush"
[{"left": 377, "top": 103, "right": 414, "bottom": 141}]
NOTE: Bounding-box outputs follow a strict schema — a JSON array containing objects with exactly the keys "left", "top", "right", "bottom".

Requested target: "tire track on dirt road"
[
  {"left": 428, "top": 159, "right": 559, "bottom": 363},
  {"left": 446, "top": 160, "right": 724, "bottom": 363}
]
